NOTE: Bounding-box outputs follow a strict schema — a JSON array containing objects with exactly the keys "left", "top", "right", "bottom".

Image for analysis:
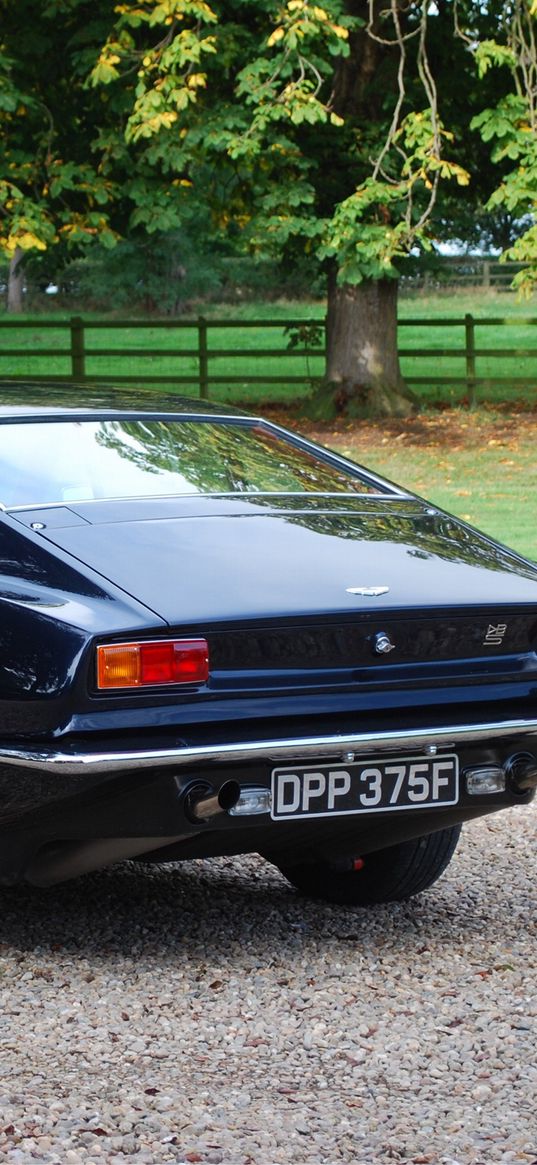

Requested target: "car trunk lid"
[{"left": 11, "top": 496, "right": 537, "bottom": 659}]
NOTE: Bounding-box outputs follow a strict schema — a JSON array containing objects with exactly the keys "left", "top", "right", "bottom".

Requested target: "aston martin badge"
[{"left": 346, "top": 586, "right": 390, "bottom": 597}]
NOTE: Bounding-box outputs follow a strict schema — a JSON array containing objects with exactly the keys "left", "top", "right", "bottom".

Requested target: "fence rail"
[
  {"left": 0, "top": 313, "right": 537, "bottom": 405},
  {"left": 408, "top": 257, "right": 526, "bottom": 290}
]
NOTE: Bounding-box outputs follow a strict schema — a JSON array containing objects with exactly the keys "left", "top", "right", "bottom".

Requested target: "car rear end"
[{"left": 1, "top": 406, "right": 536, "bottom": 887}]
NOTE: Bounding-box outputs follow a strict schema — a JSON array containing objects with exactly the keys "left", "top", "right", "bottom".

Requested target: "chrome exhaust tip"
[
  {"left": 505, "top": 754, "right": 537, "bottom": 794},
  {"left": 186, "top": 780, "right": 241, "bottom": 822}
]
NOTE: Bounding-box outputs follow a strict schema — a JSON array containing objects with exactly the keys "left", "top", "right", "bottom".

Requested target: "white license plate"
[{"left": 271, "top": 753, "right": 459, "bottom": 820}]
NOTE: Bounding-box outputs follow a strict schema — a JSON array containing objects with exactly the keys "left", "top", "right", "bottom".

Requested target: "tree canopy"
[
  {"left": 0, "top": 2, "right": 116, "bottom": 258},
  {"left": 87, "top": 0, "right": 473, "bottom": 283},
  {"left": 1, "top": 1, "right": 536, "bottom": 412}
]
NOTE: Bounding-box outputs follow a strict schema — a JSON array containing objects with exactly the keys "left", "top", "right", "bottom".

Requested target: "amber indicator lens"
[{"left": 97, "top": 639, "right": 209, "bottom": 689}]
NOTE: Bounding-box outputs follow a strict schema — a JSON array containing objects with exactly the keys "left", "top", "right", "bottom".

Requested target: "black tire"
[{"left": 276, "top": 825, "right": 462, "bottom": 906}]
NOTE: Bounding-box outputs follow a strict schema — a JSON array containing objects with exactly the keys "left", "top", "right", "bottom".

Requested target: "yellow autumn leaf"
[
  {"left": 330, "top": 112, "right": 344, "bottom": 127},
  {"left": 443, "top": 161, "right": 471, "bottom": 186},
  {"left": 330, "top": 23, "right": 349, "bottom": 38},
  {"left": 14, "top": 231, "right": 47, "bottom": 252},
  {"left": 267, "top": 26, "right": 285, "bottom": 47}
]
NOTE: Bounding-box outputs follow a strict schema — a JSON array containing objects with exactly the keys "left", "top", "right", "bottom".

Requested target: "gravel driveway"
[{"left": 1, "top": 803, "right": 535, "bottom": 1165}]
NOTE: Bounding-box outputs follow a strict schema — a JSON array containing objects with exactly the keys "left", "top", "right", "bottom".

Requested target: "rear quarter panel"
[{"left": 0, "top": 515, "right": 165, "bottom": 733}]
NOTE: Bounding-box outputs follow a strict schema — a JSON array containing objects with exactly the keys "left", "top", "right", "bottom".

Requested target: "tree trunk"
[
  {"left": 311, "top": 276, "right": 417, "bottom": 419},
  {"left": 7, "top": 247, "right": 24, "bottom": 313}
]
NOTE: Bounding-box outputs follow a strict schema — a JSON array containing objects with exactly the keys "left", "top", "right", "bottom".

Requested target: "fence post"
[
  {"left": 464, "top": 312, "right": 476, "bottom": 408},
  {"left": 198, "top": 316, "right": 209, "bottom": 399},
  {"left": 70, "top": 316, "right": 85, "bottom": 381}
]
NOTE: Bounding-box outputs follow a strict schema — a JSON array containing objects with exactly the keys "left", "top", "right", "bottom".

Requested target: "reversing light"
[
  {"left": 229, "top": 787, "right": 272, "bottom": 817},
  {"left": 465, "top": 765, "right": 506, "bottom": 795},
  {"left": 96, "top": 638, "right": 209, "bottom": 690}
]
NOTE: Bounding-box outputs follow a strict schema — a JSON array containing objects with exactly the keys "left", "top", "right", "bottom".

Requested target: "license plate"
[{"left": 271, "top": 753, "right": 459, "bottom": 820}]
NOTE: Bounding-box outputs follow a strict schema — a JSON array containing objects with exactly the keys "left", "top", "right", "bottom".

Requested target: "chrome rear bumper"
[{"left": 3, "top": 717, "right": 537, "bottom": 776}]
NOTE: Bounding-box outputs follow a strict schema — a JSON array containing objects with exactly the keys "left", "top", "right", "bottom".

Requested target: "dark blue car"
[{"left": 0, "top": 387, "right": 535, "bottom": 904}]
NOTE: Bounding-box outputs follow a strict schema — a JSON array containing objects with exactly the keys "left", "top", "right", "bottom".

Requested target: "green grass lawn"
[
  {"left": 0, "top": 291, "right": 536, "bottom": 408},
  {"left": 398, "top": 292, "right": 537, "bottom": 406},
  {"left": 328, "top": 417, "right": 537, "bottom": 562}
]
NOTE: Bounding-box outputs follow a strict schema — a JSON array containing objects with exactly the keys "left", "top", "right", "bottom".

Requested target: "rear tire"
[{"left": 276, "top": 825, "right": 462, "bottom": 905}]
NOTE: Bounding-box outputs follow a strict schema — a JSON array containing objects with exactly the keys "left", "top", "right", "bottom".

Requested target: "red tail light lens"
[{"left": 96, "top": 638, "right": 209, "bottom": 690}]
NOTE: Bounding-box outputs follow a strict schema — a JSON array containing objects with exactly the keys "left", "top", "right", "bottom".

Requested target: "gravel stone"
[{"left": 0, "top": 802, "right": 535, "bottom": 1164}]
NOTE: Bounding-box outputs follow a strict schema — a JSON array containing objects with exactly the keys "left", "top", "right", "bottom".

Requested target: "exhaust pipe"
[
  {"left": 186, "top": 780, "right": 241, "bottom": 822},
  {"left": 506, "top": 753, "right": 537, "bottom": 794}
]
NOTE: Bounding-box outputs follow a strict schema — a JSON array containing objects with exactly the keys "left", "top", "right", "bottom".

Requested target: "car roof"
[{"left": 0, "top": 381, "right": 248, "bottom": 420}]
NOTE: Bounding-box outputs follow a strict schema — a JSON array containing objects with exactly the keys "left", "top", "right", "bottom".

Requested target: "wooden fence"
[
  {"left": 406, "top": 257, "right": 526, "bottom": 290},
  {"left": 0, "top": 314, "right": 537, "bottom": 406}
]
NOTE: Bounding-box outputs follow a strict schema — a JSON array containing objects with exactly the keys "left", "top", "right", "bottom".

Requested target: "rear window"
[{"left": 0, "top": 418, "right": 381, "bottom": 507}]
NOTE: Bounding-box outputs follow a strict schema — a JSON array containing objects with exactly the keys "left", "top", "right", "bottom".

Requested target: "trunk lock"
[{"left": 373, "top": 632, "right": 396, "bottom": 655}]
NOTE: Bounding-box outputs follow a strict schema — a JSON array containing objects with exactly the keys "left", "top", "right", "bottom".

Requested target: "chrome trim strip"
[
  {"left": 2, "top": 718, "right": 537, "bottom": 776},
  {"left": 7, "top": 490, "right": 399, "bottom": 515}
]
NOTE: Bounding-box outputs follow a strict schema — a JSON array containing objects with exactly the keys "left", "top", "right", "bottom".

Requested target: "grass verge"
[{"left": 290, "top": 406, "right": 537, "bottom": 563}]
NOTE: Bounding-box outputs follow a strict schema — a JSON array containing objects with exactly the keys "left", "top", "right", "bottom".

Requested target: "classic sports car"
[{"left": 0, "top": 384, "right": 536, "bottom": 904}]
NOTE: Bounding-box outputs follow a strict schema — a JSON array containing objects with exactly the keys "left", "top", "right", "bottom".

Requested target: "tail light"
[{"left": 96, "top": 638, "right": 209, "bottom": 690}]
